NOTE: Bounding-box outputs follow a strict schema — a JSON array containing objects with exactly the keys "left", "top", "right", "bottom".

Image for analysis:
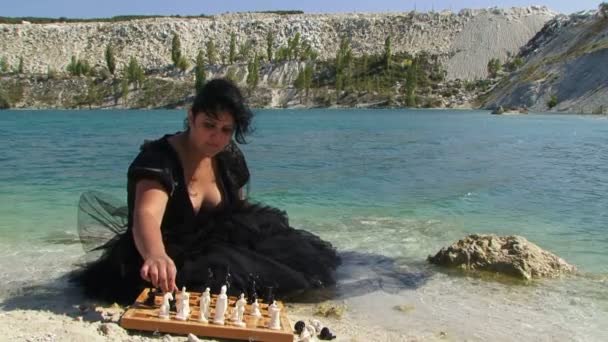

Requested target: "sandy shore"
[{"left": 0, "top": 301, "right": 432, "bottom": 342}]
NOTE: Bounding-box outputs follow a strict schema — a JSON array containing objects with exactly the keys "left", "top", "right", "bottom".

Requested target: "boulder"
[{"left": 427, "top": 234, "right": 575, "bottom": 279}]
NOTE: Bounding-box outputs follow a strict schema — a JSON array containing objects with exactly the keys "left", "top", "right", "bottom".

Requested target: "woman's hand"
[{"left": 140, "top": 253, "right": 177, "bottom": 293}]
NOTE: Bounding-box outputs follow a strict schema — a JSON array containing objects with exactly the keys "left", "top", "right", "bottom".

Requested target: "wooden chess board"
[{"left": 120, "top": 288, "right": 294, "bottom": 342}]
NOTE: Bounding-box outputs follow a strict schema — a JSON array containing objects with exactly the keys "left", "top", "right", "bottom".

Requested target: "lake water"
[{"left": 1, "top": 109, "right": 607, "bottom": 341}]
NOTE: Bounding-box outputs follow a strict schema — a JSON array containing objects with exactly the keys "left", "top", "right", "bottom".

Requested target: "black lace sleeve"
[
  {"left": 218, "top": 141, "right": 250, "bottom": 191},
  {"left": 127, "top": 141, "right": 176, "bottom": 196}
]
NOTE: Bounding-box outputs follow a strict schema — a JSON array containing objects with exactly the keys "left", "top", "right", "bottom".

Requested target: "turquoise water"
[{"left": 1, "top": 109, "right": 607, "bottom": 340}]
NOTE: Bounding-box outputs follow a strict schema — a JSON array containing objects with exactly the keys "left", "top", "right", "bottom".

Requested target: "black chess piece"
[
  {"left": 224, "top": 266, "right": 232, "bottom": 292},
  {"left": 319, "top": 327, "right": 336, "bottom": 340},
  {"left": 207, "top": 267, "right": 215, "bottom": 290},
  {"left": 169, "top": 290, "right": 177, "bottom": 312},
  {"left": 144, "top": 288, "right": 156, "bottom": 306},
  {"left": 247, "top": 273, "right": 259, "bottom": 304},
  {"left": 294, "top": 320, "right": 306, "bottom": 335},
  {"left": 264, "top": 286, "right": 275, "bottom": 304}
]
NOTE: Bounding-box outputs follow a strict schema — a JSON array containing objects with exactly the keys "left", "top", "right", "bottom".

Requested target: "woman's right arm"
[{"left": 132, "top": 178, "right": 177, "bottom": 293}]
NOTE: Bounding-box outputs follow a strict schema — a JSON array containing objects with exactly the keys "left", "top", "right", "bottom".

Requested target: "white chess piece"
[
  {"left": 199, "top": 287, "right": 211, "bottom": 323},
  {"left": 158, "top": 292, "right": 174, "bottom": 319},
  {"left": 232, "top": 293, "right": 247, "bottom": 327},
  {"left": 213, "top": 285, "right": 228, "bottom": 325},
  {"left": 309, "top": 319, "right": 322, "bottom": 334},
  {"left": 175, "top": 286, "right": 190, "bottom": 320},
  {"left": 268, "top": 300, "right": 281, "bottom": 330},
  {"left": 298, "top": 324, "right": 315, "bottom": 342},
  {"left": 250, "top": 298, "right": 262, "bottom": 318}
]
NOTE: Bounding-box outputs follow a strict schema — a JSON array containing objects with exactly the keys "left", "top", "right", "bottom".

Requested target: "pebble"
[{"left": 187, "top": 333, "right": 201, "bottom": 342}]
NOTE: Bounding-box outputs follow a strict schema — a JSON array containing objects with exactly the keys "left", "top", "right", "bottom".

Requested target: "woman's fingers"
[
  {"left": 158, "top": 266, "right": 169, "bottom": 293},
  {"left": 167, "top": 262, "right": 177, "bottom": 292},
  {"left": 149, "top": 265, "right": 159, "bottom": 288},
  {"left": 140, "top": 263, "right": 150, "bottom": 281},
  {"left": 139, "top": 255, "right": 177, "bottom": 292}
]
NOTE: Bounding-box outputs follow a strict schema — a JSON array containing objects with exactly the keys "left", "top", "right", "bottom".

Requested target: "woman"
[{"left": 75, "top": 79, "right": 340, "bottom": 303}]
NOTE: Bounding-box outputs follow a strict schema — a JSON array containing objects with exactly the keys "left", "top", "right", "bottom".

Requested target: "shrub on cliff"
[
  {"left": 125, "top": 56, "right": 145, "bottom": 88},
  {"left": 105, "top": 44, "right": 116, "bottom": 75},
  {"left": 206, "top": 40, "right": 218, "bottom": 65},
  {"left": 17, "top": 57, "right": 24, "bottom": 74},
  {"left": 171, "top": 33, "right": 182, "bottom": 66},
  {"left": 67, "top": 56, "right": 91, "bottom": 76},
  {"left": 0, "top": 57, "right": 8, "bottom": 73},
  {"left": 487, "top": 58, "right": 501, "bottom": 78},
  {"left": 194, "top": 50, "right": 206, "bottom": 93},
  {"left": 266, "top": 31, "right": 274, "bottom": 61},
  {"left": 0, "top": 92, "right": 10, "bottom": 109},
  {"left": 547, "top": 94, "right": 558, "bottom": 109}
]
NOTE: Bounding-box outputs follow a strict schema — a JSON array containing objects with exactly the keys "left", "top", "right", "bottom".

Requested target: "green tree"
[
  {"left": 384, "top": 35, "right": 392, "bottom": 72},
  {"left": 505, "top": 57, "right": 524, "bottom": 72},
  {"left": 547, "top": 94, "right": 558, "bottom": 109},
  {"left": 121, "top": 77, "right": 129, "bottom": 105},
  {"left": 294, "top": 67, "right": 306, "bottom": 98},
  {"left": 406, "top": 61, "right": 417, "bottom": 107},
  {"left": 112, "top": 79, "right": 121, "bottom": 105},
  {"left": 288, "top": 32, "right": 301, "bottom": 60},
  {"left": 125, "top": 56, "right": 145, "bottom": 88},
  {"left": 487, "top": 58, "right": 501, "bottom": 78},
  {"left": 47, "top": 66, "right": 58, "bottom": 79},
  {"left": 335, "top": 37, "right": 353, "bottom": 95},
  {"left": 176, "top": 55, "right": 190, "bottom": 72},
  {"left": 266, "top": 31, "right": 274, "bottom": 61},
  {"left": 0, "top": 57, "right": 8, "bottom": 73},
  {"left": 275, "top": 47, "right": 289, "bottom": 62},
  {"left": 0, "top": 91, "right": 9, "bottom": 109},
  {"left": 246, "top": 53, "right": 260, "bottom": 89},
  {"left": 299, "top": 41, "right": 318, "bottom": 61},
  {"left": 17, "top": 56, "right": 24, "bottom": 74},
  {"left": 84, "top": 78, "right": 103, "bottom": 109},
  {"left": 206, "top": 39, "right": 218, "bottom": 65},
  {"left": 171, "top": 33, "right": 182, "bottom": 66},
  {"left": 225, "top": 66, "right": 237, "bottom": 82},
  {"left": 105, "top": 43, "right": 116, "bottom": 75},
  {"left": 67, "top": 56, "right": 91, "bottom": 76},
  {"left": 229, "top": 32, "right": 236, "bottom": 64},
  {"left": 194, "top": 49, "right": 206, "bottom": 93},
  {"left": 238, "top": 40, "right": 253, "bottom": 62},
  {"left": 303, "top": 63, "right": 313, "bottom": 98}
]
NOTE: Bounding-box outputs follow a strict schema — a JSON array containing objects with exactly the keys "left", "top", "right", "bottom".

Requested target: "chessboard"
[{"left": 120, "top": 288, "right": 294, "bottom": 342}]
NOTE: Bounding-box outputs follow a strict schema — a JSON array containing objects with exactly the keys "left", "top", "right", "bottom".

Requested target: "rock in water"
[{"left": 427, "top": 234, "right": 575, "bottom": 279}]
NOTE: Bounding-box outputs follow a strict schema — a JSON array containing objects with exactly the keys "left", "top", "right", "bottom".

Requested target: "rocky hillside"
[
  {"left": 0, "top": 7, "right": 554, "bottom": 81},
  {"left": 483, "top": 5, "right": 608, "bottom": 114}
]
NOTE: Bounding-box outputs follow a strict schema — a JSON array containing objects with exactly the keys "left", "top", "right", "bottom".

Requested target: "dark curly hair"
[{"left": 191, "top": 78, "right": 253, "bottom": 144}]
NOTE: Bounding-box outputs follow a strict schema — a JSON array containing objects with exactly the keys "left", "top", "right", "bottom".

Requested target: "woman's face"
[{"left": 187, "top": 110, "right": 235, "bottom": 157}]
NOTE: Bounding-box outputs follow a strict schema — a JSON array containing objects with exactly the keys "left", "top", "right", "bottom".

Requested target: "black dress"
[{"left": 74, "top": 134, "right": 340, "bottom": 304}]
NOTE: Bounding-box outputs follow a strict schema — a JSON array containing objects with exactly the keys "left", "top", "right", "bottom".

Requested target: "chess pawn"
[
  {"left": 199, "top": 287, "right": 211, "bottom": 323},
  {"left": 250, "top": 298, "right": 262, "bottom": 318},
  {"left": 213, "top": 285, "right": 228, "bottom": 325},
  {"left": 233, "top": 293, "right": 247, "bottom": 327},
  {"left": 175, "top": 286, "right": 190, "bottom": 321},
  {"left": 158, "top": 292, "right": 174, "bottom": 319},
  {"left": 268, "top": 300, "right": 281, "bottom": 330}
]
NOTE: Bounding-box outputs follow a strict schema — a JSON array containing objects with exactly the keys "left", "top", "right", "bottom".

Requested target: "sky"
[{"left": 1, "top": 0, "right": 602, "bottom": 18}]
